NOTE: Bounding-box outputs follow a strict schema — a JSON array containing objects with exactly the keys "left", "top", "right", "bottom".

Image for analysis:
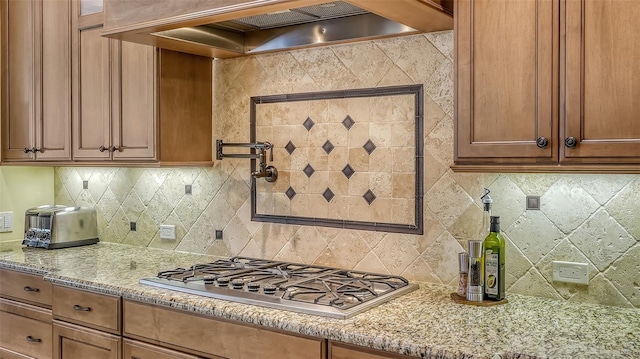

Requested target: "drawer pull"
[
  {"left": 26, "top": 336, "right": 42, "bottom": 343},
  {"left": 23, "top": 286, "right": 40, "bottom": 292},
  {"left": 73, "top": 304, "right": 92, "bottom": 312}
]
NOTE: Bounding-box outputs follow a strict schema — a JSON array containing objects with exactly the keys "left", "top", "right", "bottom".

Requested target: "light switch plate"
[
  {"left": 552, "top": 260, "right": 589, "bottom": 285},
  {"left": 160, "top": 225, "right": 176, "bottom": 240},
  {"left": 0, "top": 211, "right": 13, "bottom": 232}
]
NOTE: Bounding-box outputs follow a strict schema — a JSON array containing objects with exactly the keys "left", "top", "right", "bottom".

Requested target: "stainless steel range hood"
[{"left": 103, "top": 0, "right": 453, "bottom": 58}]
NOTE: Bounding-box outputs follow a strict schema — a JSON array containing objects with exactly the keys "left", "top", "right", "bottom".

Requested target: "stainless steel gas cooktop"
[{"left": 140, "top": 256, "right": 418, "bottom": 319}]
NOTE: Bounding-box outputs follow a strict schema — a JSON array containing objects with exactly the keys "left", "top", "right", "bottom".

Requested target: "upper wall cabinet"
[
  {"left": 454, "top": 0, "right": 640, "bottom": 171},
  {"left": 1, "top": 0, "right": 72, "bottom": 162},
  {"left": 70, "top": 1, "right": 213, "bottom": 166}
]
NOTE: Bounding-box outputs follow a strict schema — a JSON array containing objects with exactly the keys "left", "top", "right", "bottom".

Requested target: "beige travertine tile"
[
  {"left": 326, "top": 123, "right": 348, "bottom": 147},
  {"left": 373, "top": 234, "right": 420, "bottom": 275},
  {"left": 75, "top": 167, "right": 95, "bottom": 181},
  {"left": 328, "top": 230, "right": 369, "bottom": 268},
  {"left": 95, "top": 188, "right": 119, "bottom": 222},
  {"left": 308, "top": 100, "right": 329, "bottom": 123},
  {"left": 222, "top": 216, "right": 251, "bottom": 255},
  {"left": 147, "top": 212, "right": 186, "bottom": 251},
  {"left": 121, "top": 190, "right": 145, "bottom": 222},
  {"left": 508, "top": 173, "right": 560, "bottom": 196},
  {"left": 347, "top": 97, "right": 371, "bottom": 125},
  {"left": 289, "top": 171, "right": 309, "bottom": 193},
  {"left": 218, "top": 174, "right": 250, "bottom": 212},
  {"left": 450, "top": 172, "right": 499, "bottom": 207},
  {"left": 313, "top": 247, "right": 343, "bottom": 268},
  {"left": 104, "top": 208, "right": 131, "bottom": 244},
  {"left": 425, "top": 116, "right": 454, "bottom": 167},
  {"left": 247, "top": 223, "right": 289, "bottom": 259},
  {"left": 504, "top": 235, "right": 533, "bottom": 290},
  {"left": 331, "top": 41, "right": 393, "bottom": 88},
  {"left": 290, "top": 47, "right": 351, "bottom": 91},
  {"left": 369, "top": 172, "right": 393, "bottom": 198},
  {"left": 307, "top": 170, "right": 329, "bottom": 195},
  {"left": 65, "top": 169, "right": 83, "bottom": 202},
  {"left": 236, "top": 199, "right": 262, "bottom": 236},
  {"left": 448, "top": 204, "right": 484, "bottom": 242},
  {"left": 159, "top": 171, "right": 186, "bottom": 208},
  {"left": 487, "top": 175, "right": 526, "bottom": 230},
  {"left": 54, "top": 186, "right": 75, "bottom": 207},
  {"left": 506, "top": 210, "right": 565, "bottom": 265},
  {"left": 271, "top": 125, "right": 292, "bottom": 150},
  {"left": 392, "top": 147, "right": 415, "bottom": 174},
  {"left": 368, "top": 147, "right": 393, "bottom": 173},
  {"left": 327, "top": 195, "right": 348, "bottom": 220},
  {"left": 87, "top": 169, "right": 112, "bottom": 203},
  {"left": 273, "top": 193, "right": 291, "bottom": 215},
  {"left": 370, "top": 123, "right": 393, "bottom": 148},
  {"left": 391, "top": 121, "right": 415, "bottom": 148},
  {"left": 370, "top": 198, "right": 393, "bottom": 223},
  {"left": 326, "top": 99, "right": 349, "bottom": 123},
  {"left": 308, "top": 123, "right": 329, "bottom": 148},
  {"left": 509, "top": 268, "right": 563, "bottom": 300},
  {"left": 307, "top": 148, "right": 329, "bottom": 171},
  {"left": 273, "top": 241, "right": 305, "bottom": 263},
  {"left": 348, "top": 148, "right": 369, "bottom": 172},
  {"left": 75, "top": 190, "right": 96, "bottom": 209},
  {"left": 290, "top": 194, "right": 311, "bottom": 217},
  {"left": 348, "top": 195, "right": 371, "bottom": 222},
  {"left": 256, "top": 192, "right": 274, "bottom": 215},
  {"left": 401, "top": 257, "right": 441, "bottom": 283},
  {"left": 376, "top": 65, "right": 414, "bottom": 87},
  {"left": 347, "top": 123, "right": 371, "bottom": 150},
  {"left": 423, "top": 150, "right": 447, "bottom": 194},
  {"left": 568, "top": 274, "right": 633, "bottom": 308},
  {"left": 423, "top": 95, "right": 446, "bottom": 137},
  {"left": 233, "top": 57, "right": 271, "bottom": 96},
  {"left": 569, "top": 209, "right": 635, "bottom": 271},
  {"left": 541, "top": 177, "right": 600, "bottom": 234},
  {"left": 354, "top": 252, "right": 390, "bottom": 274},
  {"left": 392, "top": 173, "right": 415, "bottom": 199},
  {"left": 328, "top": 171, "right": 349, "bottom": 196},
  {"left": 133, "top": 170, "right": 168, "bottom": 205},
  {"left": 308, "top": 194, "right": 329, "bottom": 219},
  {"left": 604, "top": 244, "right": 640, "bottom": 306},
  {"left": 424, "top": 31, "right": 454, "bottom": 60},
  {"left": 426, "top": 172, "right": 473, "bottom": 228},
  {"left": 255, "top": 52, "right": 308, "bottom": 94},
  {"left": 288, "top": 226, "right": 328, "bottom": 263},
  {"left": 347, "top": 172, "right": 369, "bottom": 196},
  {"left": 213, "top": 56, "right": 248, "bottom": 92},
  {"left": 205, "top": 241, "right": 233, "bottom": 257},
  {"left": 606, "top": 177, "right": 640, "bottom": 240},
  {"left": 123, "top": 211, "right": 157, "bottom": 247},
  {"left": 327, "top": 147, "right": 349, "bottom": 172},
  {"left": 425, "top": 59, "right": 454, "bottom": 117},
  {"left": 391, "top": 198, "right": 415, "bottom": 225},
  {"left": 375, "top": 34, "right": 445, "bottom": 83},
  {"left": 421, "top": 231, "right": 464, "bottom": 283}
]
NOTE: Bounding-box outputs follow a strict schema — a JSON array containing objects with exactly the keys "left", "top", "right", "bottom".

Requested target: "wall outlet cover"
[
  {"left": 0, "top": 212, "right": 13, "bottom": 232},
  {"left": 160, "top": 225, "right": 176, "bottom": 240},
  {"left": 552, "top": 260, "right": 589, "bottom": 285}
]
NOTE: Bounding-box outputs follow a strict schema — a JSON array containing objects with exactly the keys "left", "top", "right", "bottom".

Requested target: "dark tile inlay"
[
  {"left": 285, "top": 141, "right": 296, "bottom": 155},
  {"left": 322, "top": 188, "right": 335, "bottom": 202},
  {"left": 363, "top": 189, "right": 377, "bottom": 205},
  {"left": 285, "top": 187, "right": 297, "bottom": 200},
  {"left": 303, "top": 164, "right": 315, "bottom": 178},
  {"left": 363, "top": 139, "right": 377, "bottom": 155},
  {"left": 303, "top": 117, "right": 315, "bottom": 131},
  {"left": 342, "top": 115, "right": 355, "bottom": 130},
  {"left": 322, "top": 140, "right": 335, "bottom": 154},
  {"left": 342, "top": 164, "right": 355, "bottom": 179}
]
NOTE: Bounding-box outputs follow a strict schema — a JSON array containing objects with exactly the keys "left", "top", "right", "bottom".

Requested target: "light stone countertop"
[{"left": 0, "top": 241, "right": 637, "bottom": 359}]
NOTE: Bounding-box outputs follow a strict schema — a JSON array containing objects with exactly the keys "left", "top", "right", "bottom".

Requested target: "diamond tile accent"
[
  {"left": 363, "top": 139, "right": 377, "bottom": 155},
  {"left": 322, "top": 188, "right": 335, "bottom": 202},
  {"left": 285, "top": 141, "right": 296, "bottom": 155},
  {"left": 303, "top": 117, "right": 315, "bottom": 131},
  {"left": 303, "top": 164, "right": 315, "bottom": 178},
  {"left": 285, "top": 187, "right": 297, "bottom": 200},
  {"left": 342, "top": 115, "right": 355, "bottom": 130},
  {"left": 363, "top": 189, "right": 377, "bottom": 205},
  {"left": 342, "top": 164, "right": 355, "bottom": 179},
  {"left": 322, "top": 140, "right": 335, "bottom": 154}
]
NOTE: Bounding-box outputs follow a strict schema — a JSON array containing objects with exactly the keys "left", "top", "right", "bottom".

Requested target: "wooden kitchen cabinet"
[
  {"left": 53, "top": 320, "right": 121, "bottom": 359},
  {"left": 454, "top": 0, "right": 640, "bottom": 171},
  {"left": 329, "top": 341, "right": 413, "bottom": 359},
  {"left": 1, "top": 0, "right": 72, "bottom": 162},
  {"left": 123, "top": 339, "right": 202, "bottom": 359},
  {"left": 72, "top": 5, "right": 213, "bottom": 166},
  {"left": 0, "top": 270, "right": 53, "bottom": 359},
  {"left": 123, "top": 299, "right": 326, "bottom": 359}
]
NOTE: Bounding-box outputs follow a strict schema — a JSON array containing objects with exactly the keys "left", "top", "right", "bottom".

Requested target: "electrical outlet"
[
  {"left": 0, "top": 212, "right": 13, "bottom": 232},
  {"left": 83, "top": 180, "right": 89, "bottom": 189},
  {"left": 160, "top": 225, "right": 176, "bottom": 240},
  {"left": 552, "top": 261, "right": 589, "bottom": 285}
]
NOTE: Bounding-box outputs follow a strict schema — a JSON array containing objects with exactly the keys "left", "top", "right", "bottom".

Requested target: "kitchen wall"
[
  {"left": 53, "top": 31, "right": 639, "bottom": 308},
  {"left": 0, "top": 167, "right": 54, "bottom": 241}
]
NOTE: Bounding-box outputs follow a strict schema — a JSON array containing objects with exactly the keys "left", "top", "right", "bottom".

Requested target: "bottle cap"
[
  {"left": 468, "top": 240, "right": 483, "bottom": 258},
  {"left": 458, "top": 252, "right": 469, "bottom": 273}
]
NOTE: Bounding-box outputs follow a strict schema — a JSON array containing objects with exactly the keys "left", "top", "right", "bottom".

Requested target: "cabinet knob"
[
  {"left": 26, "top": 336, "right": 42, "bottom": 343},
  {"left": 108, "top": 145, "right": 119, "bottom": 152},
  {"left": 564, "top": 136, "right": 578, "bottom": 148},
  {"left": 23, "top": 147, "right": 33, "bottom": 153},
  {"left": 99, "top": 145, "right": 108, "bottom": 152},
  {"left": 23, "top": 286, "right": 40, "bottom": 292},
  {"left": 32, "top": 147, "right": 41, "bottom": 153},
  {"left": 73, "top": 304, "right": 92, "bottom": 312},
  {"left": 536, "top": 137, "right": 549, "bottom": 149}
]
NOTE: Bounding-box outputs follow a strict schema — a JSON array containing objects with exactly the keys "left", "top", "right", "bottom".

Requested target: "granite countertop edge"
[{"left": 0, "top": 242, "right": 638, "bottom": 359}]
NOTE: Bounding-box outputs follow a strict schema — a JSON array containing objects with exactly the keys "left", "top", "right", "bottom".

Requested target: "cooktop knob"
[
  {"left": 231, "top": 279, "right": 244, "bottom": 289},
  {"left": 263, "top": 284, "right": 277, "bottom": 295},
  {"left": 247, "top": 282, "right": 260, "bottom": 292},
  {"left": 216, "top": 277, "right": 230, "bottom": 287},
  {"left": 203, "top": 276, "right": 215, "bottom": 284}
]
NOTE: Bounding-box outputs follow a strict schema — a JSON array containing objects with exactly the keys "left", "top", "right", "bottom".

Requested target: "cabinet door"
[
  {"left": 2, "top": 0, "right": 36, "bottom": 160},
  {"left": 112, "top": 41, "right": 156, "bottom": 160},
  {"left": 72, "top": 23, "right": 111, "bottom": 160},
  {"left": 0, "top": 310, "right": 52, "bottom": 359},
  {"left": 123, "top": 339, "right": 202, "bottom": 359},
  {"left": 38, "top": 0, "right": 71, "bottom": 160},
  {"left": 53, "top": 320, "right": 121, "bottom": 359},
  {"left": 562, "top": 0, "right": 640, "bottom": 163},
  {"left": 455, "top": 0, "right": 558, "bottom": 163}
]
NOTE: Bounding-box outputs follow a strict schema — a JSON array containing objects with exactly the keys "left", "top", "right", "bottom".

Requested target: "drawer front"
[
  {"left": 0, "top": 311, "right": 52, "bottom": 359},
  {"left": 124, "top": 300, "right": 325, "bottom": 359},
  {"left": 53, "top": 286, "right": 121, "bottom": 333},
  {"left": 123, "top": 339, "right": 202, "bottom": 359},
  {"left": 53, "top": 320, "right": 121, "bottom": 359},
  {"left": 0, "top": 270, "right": 53, "bottom": 307}
]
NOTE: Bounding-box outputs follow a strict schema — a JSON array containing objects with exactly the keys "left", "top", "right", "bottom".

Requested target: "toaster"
[{"left": 23, "top": 205, "right": 99, "bottom": 249}]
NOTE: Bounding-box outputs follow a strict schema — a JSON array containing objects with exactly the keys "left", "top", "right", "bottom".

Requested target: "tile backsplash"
[{"left": 54, "top": 31, "right": 638, "bottom": 308}]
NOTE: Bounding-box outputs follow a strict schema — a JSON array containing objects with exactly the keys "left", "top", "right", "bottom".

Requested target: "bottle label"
[{"left": 485, "top": 252, "right": 499, "bottom": 296}]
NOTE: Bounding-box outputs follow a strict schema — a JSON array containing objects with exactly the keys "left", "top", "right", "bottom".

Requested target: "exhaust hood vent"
[{"left": 103, "top": 0, "right": 453, "bottom": 58}]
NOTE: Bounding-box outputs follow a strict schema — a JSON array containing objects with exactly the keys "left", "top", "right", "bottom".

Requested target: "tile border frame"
[{"left": 250, "top": 85, "right": 424, "bottom": 235}]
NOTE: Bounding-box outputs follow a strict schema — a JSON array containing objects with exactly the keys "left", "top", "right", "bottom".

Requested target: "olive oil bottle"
[{"left": 484, "top": 216, "right": 505, "bottom": 300}]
